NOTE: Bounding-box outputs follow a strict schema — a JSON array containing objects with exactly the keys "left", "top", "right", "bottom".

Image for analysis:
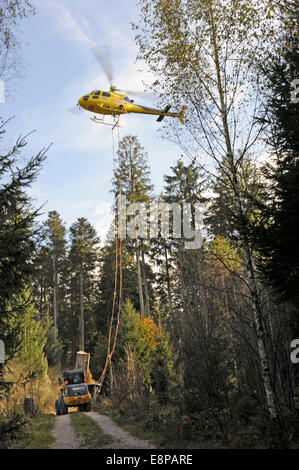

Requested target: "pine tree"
[
  {"left": 254, "top": 0, "right": 299, "bottom": 306},
  {"left": 113, "top": 135, "right": 154, "bottom": 315},
  {"left": 69, "top": 217, "right": 99, "bottom": 353},
  {"left": 0, "top": 120, "right": 47, "bottom": 375},
  {"left": 44, "top": 211, "right": 67, "bottom": 337},
  {"left": 153, "top": 158, "right": 206, "bottom": 316}
]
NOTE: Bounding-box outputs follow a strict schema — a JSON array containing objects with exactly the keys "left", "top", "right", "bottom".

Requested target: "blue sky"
[{"left": 1, "top": 0, "right": 183, "bottom": 241}]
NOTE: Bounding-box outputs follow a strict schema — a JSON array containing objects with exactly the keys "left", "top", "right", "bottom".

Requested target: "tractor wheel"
[
  {"left": 55, "top": 399, "right": 61, "bottom": 416},
  {"left": 60, "top": 397, "right": 68, "bottom": 415},
  {"left": 85, "top": 402, "right": 92, "bottom": 412}
]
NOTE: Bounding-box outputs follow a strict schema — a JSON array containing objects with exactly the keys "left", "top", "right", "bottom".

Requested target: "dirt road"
[
  {"left": 50, "top": 411, "right": 156, "bottom": 449},
  {"left": 50, "top": 414, "right": 80, "bottom": 449},
  {"left": 87, "top": 411, "right": 156, "bottom": 449}
]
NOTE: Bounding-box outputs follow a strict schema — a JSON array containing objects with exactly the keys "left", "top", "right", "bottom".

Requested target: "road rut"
[
  {"left": 50, "top": 414, "right": 80, "bottom": 449},
  {"left": 50, "top": 411, "right": 156, "bottom": 449}
]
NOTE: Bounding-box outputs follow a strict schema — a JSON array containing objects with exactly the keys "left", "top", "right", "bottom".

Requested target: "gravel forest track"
[
  {"left": 50, "top": 411, "right": 156, "bottom": 449},
  {"left": 50, "top": 413, "right": 80, "bottom": 449}
]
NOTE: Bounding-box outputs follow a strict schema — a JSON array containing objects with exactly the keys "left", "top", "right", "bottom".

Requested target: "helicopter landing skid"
[{"left": 90, "top": 115, "right": 120, "bottom": 129}]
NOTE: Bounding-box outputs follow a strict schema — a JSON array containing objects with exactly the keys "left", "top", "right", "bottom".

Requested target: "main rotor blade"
[
  {"left": 92, "top": 45, "right": 113, "bottom": 86},
  {"left": 118, "top": 88, "right": 156, "bottom": 101},
  {"left": 68, "top": 104, "right": 83, "bottom": 115}
]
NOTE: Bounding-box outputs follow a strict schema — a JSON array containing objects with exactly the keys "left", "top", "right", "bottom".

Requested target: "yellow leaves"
[
  {"left": 140, "top": 316, "right": 159, "bottom": 350},
  {"left": 210, "top": 235, "right": 242, "bottom": 274}
]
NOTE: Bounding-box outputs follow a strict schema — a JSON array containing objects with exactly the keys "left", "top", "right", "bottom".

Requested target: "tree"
[
  {"left": 69, "top": 217, "right": 99, "bottom": 353},
  {"left": 44, "top": 211, "right": 67, "bottom": 337},
  {"left": 96, "top": 240, "right": 139, "bottom": 334},
  {"left": 0, "top": 119, "right": 47, "bottom": 376},
  {"left": 135, "top": 0, "right": 282, "bottom": 425},
  {"left": 113, "top": 135, "right": 154, "bottom": 315},
  {"left": 117, "top": 298, "right": 178, "bottom": 400},
  {"left": 0, "top": 0, "right": 36, "bottom": 94},
  {"left": 253, "top": 0, "right": 299, "bottom": 306},
  {"left": 15, "top": 292, "right": 48, "bottom": 384}
]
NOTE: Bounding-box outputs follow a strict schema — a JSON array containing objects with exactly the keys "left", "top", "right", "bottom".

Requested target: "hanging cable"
[{"left": 98, "top": 126, "right": 123, "bottom": 394}]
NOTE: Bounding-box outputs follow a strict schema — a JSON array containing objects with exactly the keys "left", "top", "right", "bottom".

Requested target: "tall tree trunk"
[
  {"left": 165, "top": 246, "right": 173, "bottom": 313},
  {"left": 53, "top": 255, "right": 58, "bottom": 338},
  {"left": 221, "top": 274, "right": 241, "bottom": 393},
  {"left": 141, "top": 249, "right": 150, "bottom": 315},
  {"left": 136, "top": 238, "right": 145, "bottom": 315},
  {"left": 79, "top": 267, "right": 85, "bottom": 351},
  {"left": 208, "top": 0, "right": 279, "bottom": 421}
]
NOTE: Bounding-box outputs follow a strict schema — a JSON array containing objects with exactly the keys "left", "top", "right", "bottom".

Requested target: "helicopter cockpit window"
[
  {"left": 123, "top": 97, "right": 130, "bottom": 102},
  {"left": 83, "top": 95, "right": 89, "bottom": 101},
  {"left": 93, "top": 91, "right": 101, "bottom": 96},
  {"left": 102, "top": 92, "right": 111, "bottom": 97}
]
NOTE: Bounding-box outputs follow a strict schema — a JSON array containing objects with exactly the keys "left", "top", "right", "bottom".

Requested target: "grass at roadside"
[
  {"left": 93, "top": 402, "right": 225, "bottom": 449},
  {"left": 94, "top": 403, "right": 164, "bottom": 447},
  {"left": 71, "top": 412, "right": 115, "bottom": 448},
  {"left": 10, "top": 414, "right": 55, "bottom": 449}
]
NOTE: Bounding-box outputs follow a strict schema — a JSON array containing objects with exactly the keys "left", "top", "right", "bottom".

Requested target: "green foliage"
[
  {"left": 0, "top": 120, "right": 47, "bottom": 385},
  {"left": 113, "top": 135, "right": 154, "bottom": 204},
  {"left": 71, "top": 413, "right": 114, "bottom": 448},
  {"left": 117, "top": 299, "right": 180, "bottom": 401},
  {"left": 253, "top": 2, "right": 299, "bottom": 306},
  {"left": 118, "top": 299, "right": 153, "bottom": 384},
  {"left": 9, "top": 414, "right": 55, "bottom": 449},
  {"left": 42, "top": 317, "right": 63, "bottom": 366},
  {"left": 96, "top": 240, "right": 139, "bottom": 333},
  {"left": 15, "top": 293, "right": 48, "bottom": 381},
  {"left": 0, "top": 411, "right": 28, "bottom": 449}
]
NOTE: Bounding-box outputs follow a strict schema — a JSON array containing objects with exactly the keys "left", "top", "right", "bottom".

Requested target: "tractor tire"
[
  {"left": 60, "top": 397, "right": 68, "bottom": 415},
  {"left": 85, "top": 402, "right": 92, "bottom": 412},
  {"left": 55, "top": 399, "right": 61, "bottom": 416}
]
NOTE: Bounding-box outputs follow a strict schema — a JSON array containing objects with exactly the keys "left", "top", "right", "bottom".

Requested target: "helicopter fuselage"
[{"left": 78, "top": 90, "right": 186, "bottom": 123}]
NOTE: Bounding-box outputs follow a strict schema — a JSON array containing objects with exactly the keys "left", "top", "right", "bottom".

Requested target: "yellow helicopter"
[
  {"left": 70, "top": 47, "right": 187, "bottom": 128},
  {"left": 78, "top": 86, "right": 188, "bottom": 127}
]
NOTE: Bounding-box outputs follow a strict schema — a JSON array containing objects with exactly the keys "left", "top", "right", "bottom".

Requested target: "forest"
[{"left": 0, "top": 0, "right": 299, "bottom": 450}]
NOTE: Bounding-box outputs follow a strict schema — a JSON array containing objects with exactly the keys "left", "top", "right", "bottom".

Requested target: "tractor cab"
[{"left": 64, "top": 369, "right": 85, "bottom": 385}]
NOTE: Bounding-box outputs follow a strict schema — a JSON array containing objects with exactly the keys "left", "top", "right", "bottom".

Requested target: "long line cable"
[{"left": 98, "top": 124, "right": 123, "bottom": 394}]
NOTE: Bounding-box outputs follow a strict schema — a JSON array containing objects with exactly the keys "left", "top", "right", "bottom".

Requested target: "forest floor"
[{"left": 49, "top": 411, "right": 157, "bottom": 449}]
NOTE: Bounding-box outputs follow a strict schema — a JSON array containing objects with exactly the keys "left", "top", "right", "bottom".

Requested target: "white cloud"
[
  {"left": 48, "top": 2, "right": 96, "bottom": 48},
  {"left": 94, "top": 201, "right": 114, "bottom": 242}
]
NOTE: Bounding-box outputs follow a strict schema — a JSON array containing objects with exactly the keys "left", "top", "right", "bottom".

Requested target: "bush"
[{"left": 0, "top": 412, "right": 28, "bottom": 449}]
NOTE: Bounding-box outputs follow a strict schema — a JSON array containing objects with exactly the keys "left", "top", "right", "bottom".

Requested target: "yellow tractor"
[
  {"left": 55, "top": 369, "right": 92, "bottom": 415},
  {"left": 55, "top": 351, "right": 97, "bottom": 415}
]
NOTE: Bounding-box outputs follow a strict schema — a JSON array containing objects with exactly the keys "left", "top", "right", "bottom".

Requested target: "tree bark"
[
  {"left": 79, "top": 267, "right": 85, "bottom": 351},
  {"left": 141, "top": 249, "right": 150, "bottom": 315},
  {"left": 165, "top": 246, "right": 173, "bottom": 313},
  {"left": 208, "top": 0, "right": 278, "bottom": 421},
  {"left": 136, "top": 238, "right": 145, "bottom": 315},
  {"left": 53, "top": 254, "right": 58, "bottom": 339}
]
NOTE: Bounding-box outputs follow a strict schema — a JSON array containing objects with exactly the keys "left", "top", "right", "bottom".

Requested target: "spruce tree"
[
  {"left": 69, "top": 217, "right": 99, "bottom": 353},
  {"left": 254, "top": 1, "right": 299, "bottom": 306},
  {"left": 0, "top": 120, "right": 47, "bottom": 373}
]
